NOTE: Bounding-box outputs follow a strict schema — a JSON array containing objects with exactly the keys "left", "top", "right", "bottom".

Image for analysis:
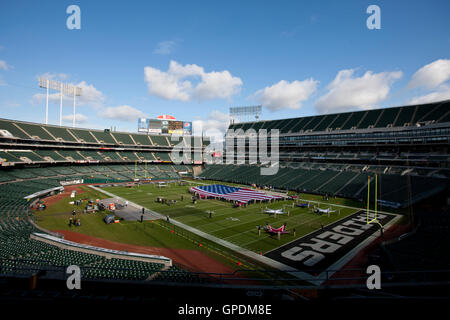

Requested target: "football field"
[{"left": 101, "top": 181, "right": 360, "bottom": 254}]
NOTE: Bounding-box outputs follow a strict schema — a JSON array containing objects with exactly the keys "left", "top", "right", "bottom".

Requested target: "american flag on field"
[{"left": 190, "top": 184, "right": 283, "bottom": 203}]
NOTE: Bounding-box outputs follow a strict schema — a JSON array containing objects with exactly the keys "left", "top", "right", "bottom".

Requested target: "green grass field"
[
  {"left": 34, "top": 186, "right": 207, "bottom": 250},
  {"left": 33, "top": 185, "right": 270, "bottom": 271},
  {"left": 101, "top": 181, "right": 361, "bottom": 254},
  {"left": 34, "top": 180, "right": 398, "bottom": 276}
]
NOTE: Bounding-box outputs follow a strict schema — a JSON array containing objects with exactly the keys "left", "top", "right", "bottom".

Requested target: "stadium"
[
  {"left": 0, "top": 0, "right": 449, "bottom": 313},
  {"left": 0, "top": 99, "right": 449, "bottom": 305}
]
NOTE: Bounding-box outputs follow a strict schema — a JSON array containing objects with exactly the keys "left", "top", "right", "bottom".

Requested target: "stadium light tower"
[
  {"left": 39, "top": 78, "right": 82, "bottom": 127},
  {"left": 229, "top": 105, "right": 262, "bottom": 123}
]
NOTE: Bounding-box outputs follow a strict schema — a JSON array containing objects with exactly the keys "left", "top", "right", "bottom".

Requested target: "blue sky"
[{"left": 0, "top": 0, "right": 449, "bottom": 141}]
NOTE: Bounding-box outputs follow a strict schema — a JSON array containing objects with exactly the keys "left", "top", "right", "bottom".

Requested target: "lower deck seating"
[
  {"left": 0, "top": 169, "right": 200, "bottom": 283},
  {"left": 200, "top": 163, "right": 448, "bottom": 207},
  {"left": 385, "top": 210, "right": 450, "bottom": 274}
]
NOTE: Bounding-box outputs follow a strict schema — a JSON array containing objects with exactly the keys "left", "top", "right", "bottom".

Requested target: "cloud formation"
[
  {"left": 409, "top": 85, "right": 450, "bottom": 105},
  {"left": 101, "top": 105, "right": 147, "bottom": 122},
  {"left": 407, "top": 59, "right": 450, "bottom": 105},
  {"left": 409, "top": 59, "right": 450, "bottom": 89},
  {"left": 315, "top": 69, "right": 402, "bottom": 113},
  {"left": 144, "top": 60, "right": 242, "bottom": 101},
  {"left": 253, "top": 79, "right": 318, "bottom": 111},
  {"left": 63, "top": 113, "right": 88, "bottom": 124},
  {"left": 192, "top": 110, "right": 231, "bottom": 144},
  {"left": 153, "top": 40, "right": 177, "bottom": 55},
  {"left": 0, "top": 60, "right": 9, "bottom": 71}
]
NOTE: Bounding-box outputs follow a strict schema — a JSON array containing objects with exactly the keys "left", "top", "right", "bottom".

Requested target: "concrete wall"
[{"left": 30, "top": 233, "right": 172, "bottom": 267}]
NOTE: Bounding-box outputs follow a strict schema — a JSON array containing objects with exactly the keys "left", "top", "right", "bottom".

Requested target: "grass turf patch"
[
  {"left": 34, "top": 186, "right": 202, "bottom": 250},
  {"left": 101, "top": 182, "right": 360, "bottom": 254},
  {"left": 33, "top": 185, "right": 270, "bottom": 272}
]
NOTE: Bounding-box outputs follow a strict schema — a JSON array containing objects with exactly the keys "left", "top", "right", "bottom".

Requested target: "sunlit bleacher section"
[
  {"left": 0, "top": 163, "right": 193, "bottom": 185},
  {"left": 229, "top": 100, "right": 449, "bottom": 134},
  {"left": 0, "top": 118, "right": 210, "bottom": 166},
  {"left": 0, "top": 116, "right": 207, "bottom": 282},
  {"left": 111, "top": 132, "right": 134, "bottom": 145},
  {"left": 203, "top": 100, "right": 450, "bottom": 208}
]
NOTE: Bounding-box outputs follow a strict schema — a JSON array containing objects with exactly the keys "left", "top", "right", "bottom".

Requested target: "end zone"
[{"left": 265, "top": 210, "right": 400, "bottom": 285}]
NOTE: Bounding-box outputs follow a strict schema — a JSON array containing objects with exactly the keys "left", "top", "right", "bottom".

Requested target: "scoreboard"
[
  {"left": 138, "top": 118, "right": 192, "bottom": 135},
  {"left": 168, "top": 121, "right": 183, "bottom": 133}
]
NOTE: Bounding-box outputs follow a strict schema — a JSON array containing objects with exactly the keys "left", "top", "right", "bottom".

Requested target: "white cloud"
[
  {"left": 0, "top": 60, "right": 8, "bottom": 71},
  {"left": 315, "top": 69, "right": 403, "bottom": 114},
  {"left": 63, "top": 113, "right": 89, "bottom": 124},
  {"left": 76, "top": 81, "right": 105, "bottom": 107},
  {"left": 168, "top": 60, "right": 204, "bottom": 78},
  {"left": 194, "top": 70, "right": 243, "bottom": 100},
  {"left": 192, "top": 110, "right": 231, "bottom": 144},
  {"left": 32, "top": 93, "right": 65, "bottom": 105},
  {"left": 409, "top": 85, "right": 450, "bottom": 104},
  {"left": 144, "top": 60, "right": 242, "bottom": 101},
  {"left": 100, "top": 105, "right": 147, "bottom": 122},
  {"left": 32, "top": 80, "right": 105, "bottom": 108},
  {"left": 153, "top": 40, "right": 177, "bottom": 55},
  {"left": 409, "top": 59, "right": 450, "bottom": 89},
  {"left": 144, "top": 63, "right": 193, "bottom": 101},
  {"left": 253, "top": 79, "right": 318, "bottom": 111}
]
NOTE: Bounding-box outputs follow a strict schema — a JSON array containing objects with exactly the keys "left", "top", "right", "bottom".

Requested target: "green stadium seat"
[
  {"left": 131, "top": 134, "right": 152, "bottom": 146},
  {"left": 44, "top": 126, "right": 77, "bottom": 142},
  {"left": 111, "top": 132, "right": 135, "bottom": 145},
  {"left": 0, "top": 119, "right": 31, "bottom": 139},
  {"left": 90, "top": 131, "right": 116, "bottom": 144},
  {"left": 15, "top": 123, "right": 55, "bottom": 141},
  {"left": 69, "top": 129, "right": 98, "bottom": 143}
]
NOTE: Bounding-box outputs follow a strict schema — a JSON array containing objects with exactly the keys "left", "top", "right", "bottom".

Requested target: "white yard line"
[
  {"left": 92, "top": 185, "right": 401, "bottom": 287},
  {"left": 89, "top": 185, "right": 312, "bottom": 281},
  {"left": 177, "top": 208, "right": 243, "bottom": 225},
  {"left": 207, "top": 209, "right": 305, "bottom": 235},
  {"left": 180, "top": 206, "right": 265, "bottom": 230},
  {"left": 238, "top": 215, "right": 324, "bottom": 247},
  {"left": 263, "top": 208, "right": 362, "bottom": 256},
  {"left": 299, "top": 198, "right": 396, "bottom": 215}
]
